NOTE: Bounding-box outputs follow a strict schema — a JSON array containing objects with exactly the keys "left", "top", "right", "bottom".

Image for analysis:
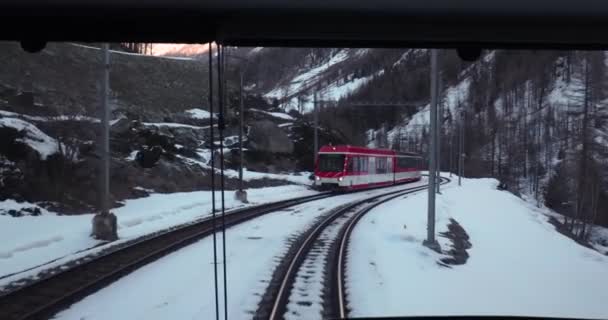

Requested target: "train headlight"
[
  {"left": 338, "top": 177, "right": 343, "bottom": 182},
  {"left": 315, "top": 176, "right": 320, "bottom": 181}
]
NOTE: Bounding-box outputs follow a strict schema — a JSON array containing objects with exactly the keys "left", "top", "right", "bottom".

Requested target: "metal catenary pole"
[
  {"left": 313, "top": 92, "right": 319, "bottom": 168},
  {"left": 459, "top": 110, "right": 464, "bottom": 186},
  {"left": 449, "top": 122, "right": 454, "bottom": 178},
  {"left": 436, "top": 70, "right": 442, "bottom": 193},
  {"left": 238, "top": 70, "right": 244, "bottom": 192},
  {"left": 101, "top": 43, "right": 110, "bottom": 215},
  {"left": 224, "top": 53, "right": 250, "bottom": 202},
  {"left": 424, "top": 49, "right": 439, "bottom": 250}
]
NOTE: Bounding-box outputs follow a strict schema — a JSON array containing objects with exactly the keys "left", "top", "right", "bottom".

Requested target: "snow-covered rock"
[{"left": 0, "top": 117, "right": 58, "bottom": 160}]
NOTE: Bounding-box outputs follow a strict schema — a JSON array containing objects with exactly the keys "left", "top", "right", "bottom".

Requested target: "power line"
[{"left": 208, "top": 42, "right": 220, "bottom": 320}]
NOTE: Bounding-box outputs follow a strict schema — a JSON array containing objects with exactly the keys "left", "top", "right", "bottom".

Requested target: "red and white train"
[{"left": 313, "top": 145, "right": 423, "bottom": 190}]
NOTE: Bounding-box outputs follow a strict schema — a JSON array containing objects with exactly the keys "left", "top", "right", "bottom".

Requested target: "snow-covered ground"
[
  {"left": 249, "top": 108, "right": 294, "bottom": 121},
  {"left": 180, "top": 152, "right": 313, "bottom": 186},
  {"left": 347, "top": 176, "right": 608, "bottom": 319},
  {"left": 141, "top": 122, "right": 209, "bottom": 129},
  {"left": 185, "top": 108, "right": 215, "bottom": 120},
  {"left": 0, "top": 110, "right": 100, "bottom": 123},
  {"left": 0, "top": 184, "right": 318, "bottom": 289},
  {"left": 50, "top": 181, "right": 427, "bottom": 320}
]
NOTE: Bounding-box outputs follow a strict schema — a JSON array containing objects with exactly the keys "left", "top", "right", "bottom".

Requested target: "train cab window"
[{"left": 318, "top": 154, "right": 345, "bottom": 172}]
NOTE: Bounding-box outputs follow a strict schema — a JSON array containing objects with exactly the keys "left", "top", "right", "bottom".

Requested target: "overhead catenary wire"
[{"left": 208, "top": 42, "right": 220, "bottom": 320}]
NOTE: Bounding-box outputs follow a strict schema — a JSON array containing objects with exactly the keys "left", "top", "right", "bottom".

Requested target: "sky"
[{"left": 150, "top": 43, "right": 210, "bottom": 57}]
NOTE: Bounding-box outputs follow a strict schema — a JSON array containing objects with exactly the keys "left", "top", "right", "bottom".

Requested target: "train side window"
[
  {"left": 347, "top": 157, "right": 354, "bottom": 172},
  {"left": 377, "top": 157, "right": 387, "bottom": 174}
]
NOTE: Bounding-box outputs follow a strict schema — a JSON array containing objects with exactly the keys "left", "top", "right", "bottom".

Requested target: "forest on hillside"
[{"left": 248, "top": 48, "right": 608, "bottom": 236}]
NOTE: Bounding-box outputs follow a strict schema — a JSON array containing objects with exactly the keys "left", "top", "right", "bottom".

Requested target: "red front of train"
[{"left": 313, "top": 145, "right": 422, "bottom": 190}]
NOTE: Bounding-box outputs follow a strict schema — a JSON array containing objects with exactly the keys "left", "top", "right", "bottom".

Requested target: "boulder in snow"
[
  {"left": 248, "top": 120, "right": 294, "bottom": 154},
  {"left": 136, "top": 146, "right": 163, "bottom": 168}
]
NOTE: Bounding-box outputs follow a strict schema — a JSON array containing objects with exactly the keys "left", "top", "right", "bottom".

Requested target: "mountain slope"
[{"left": 247, "top": 47, "right": 608, "bottom": 230}]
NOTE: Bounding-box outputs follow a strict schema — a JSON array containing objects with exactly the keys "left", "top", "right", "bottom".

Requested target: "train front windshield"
[{"left": 318, "top": 154, "right": 345, "bottom": 172}]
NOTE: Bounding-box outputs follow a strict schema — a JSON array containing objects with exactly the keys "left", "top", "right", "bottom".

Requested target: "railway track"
[
  {"left": 0, "top": 191, "right": 339, "bottom": 320},
  {"left": 0, "top": 178, "right": 430, "bottom": 320},
  {"left": 257, "top": 177, "right": 450, "bottom": 320}
]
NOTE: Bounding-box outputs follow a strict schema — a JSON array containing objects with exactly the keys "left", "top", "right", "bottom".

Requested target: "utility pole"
[
  {"left": 449, "top": 125, "right": 453, "bottom": 178},
  {"left": 223, "top": 53, "right": 250, "bottom": 203},
  {"left": 101, "top": 44, "right": 110, "bottom": 216},
  {"left": 235, "top": 68, "right": 247, "bottom": 202},
  {"left": 436, "top": 71, "right": 442, "bottom": 194},
  {"left": 239, "top": 71, "right": 244, "bottom": 190},
  {"left": 313, "top": 92, "right": 319, "bottom": 168},
  {"left": 91, "top": 43, "right": 117, "bottom": 241},
  {"left": 459, "top": 110, "right": 464, "bottom": 186},
  {"left": 423, "top": 49, "right": 440, "bottom": 252}
]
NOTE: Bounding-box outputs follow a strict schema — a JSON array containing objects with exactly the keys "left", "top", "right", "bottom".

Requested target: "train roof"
[
  {"left": 318, "top": 145, "right": 421, "bottom": 157},
  {"left": 319, "top": 145, "right": 395, "bottom": 155},
  {"left": 396, "top": 151, "right": 423, "bottom": 157}
]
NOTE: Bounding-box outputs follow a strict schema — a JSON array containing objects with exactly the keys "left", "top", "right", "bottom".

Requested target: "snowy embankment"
[
  {"left": 185, "top": 108, "right": 216, "bottom": 120},
  {"left": 347, "top": 176, "right": 608, "bottom": 319},
  {"left": 0, "top": 184, "right": 316, "bottom": 289},
  {"left": 181, "top": 151, "right": 312, "bottom": 186},
  {"left": 249, "top": 108, "right": 294, "bottom": 121},
  {"left": 50, "top": 181, "right": 428, "bottom": 320}
]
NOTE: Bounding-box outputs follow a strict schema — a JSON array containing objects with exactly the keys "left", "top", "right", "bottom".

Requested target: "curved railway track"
[
  {"left": 0, "top": 192, "right": 338, "bottom": 320},
  {"left": 0, "top": 178, "right": 432, "bottom": 320},
  {"left": 259, "top": 177, "right": 450, "bottom": 320}
]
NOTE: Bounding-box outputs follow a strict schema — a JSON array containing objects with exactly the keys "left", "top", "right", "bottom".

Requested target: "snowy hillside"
[{"left": 258, "top": 48, "right": 393, "bottom": 114}]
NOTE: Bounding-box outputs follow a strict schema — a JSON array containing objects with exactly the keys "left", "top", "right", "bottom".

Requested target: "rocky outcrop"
[
  {"left": 248, "top": 120, "right": 294, "bottom": 154},
  {"left": 136, "top": 146, "right": 163, "bottom": 168}
]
